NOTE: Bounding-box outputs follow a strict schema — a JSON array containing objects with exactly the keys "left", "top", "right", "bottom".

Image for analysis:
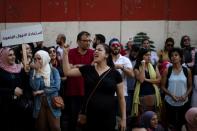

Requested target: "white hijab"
[{"left": 35, "top": 50, "right": 51, "bottom": 87}]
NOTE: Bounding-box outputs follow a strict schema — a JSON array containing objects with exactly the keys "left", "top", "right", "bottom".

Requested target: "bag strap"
[
  {"left": 83, "top": 68, "right": 112, "bottom": 113},
  {"left": 166, "top": 65, "right": 188, "bottom": 88},
  {"left": 167, "top": 66, "right": 173, "bottom": 79}
]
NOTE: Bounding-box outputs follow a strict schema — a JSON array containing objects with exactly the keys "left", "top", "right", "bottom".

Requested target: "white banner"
[{"left": 1, "top": 24, "right": 43, "bottom": 46}]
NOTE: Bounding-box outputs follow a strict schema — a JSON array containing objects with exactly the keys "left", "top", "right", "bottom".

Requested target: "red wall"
[{"left": 1, "top": 0, "right": 197, "bottom": 22}]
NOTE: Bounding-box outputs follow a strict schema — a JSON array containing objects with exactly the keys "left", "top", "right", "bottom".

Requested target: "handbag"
[
  {"left": 77, "top": 114, "right": 87, "bottom": 126},
  {"left": 77, "top": 68, "right": 111, "bottom": 126},
  {"left": 51, "top": 96, "right": 65, "bottom": 109}
]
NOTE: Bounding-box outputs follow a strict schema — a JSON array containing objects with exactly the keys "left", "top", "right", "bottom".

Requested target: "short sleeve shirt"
[{"left": 79, "top": 65, "right": 122, "bottom": 116}]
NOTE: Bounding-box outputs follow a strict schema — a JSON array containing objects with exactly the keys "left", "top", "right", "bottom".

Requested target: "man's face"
[
  {"left": 78, "top": 34, "right": 91, "bottom": 50},
  {"left": 92, "top": 37, "right": 97, "bottom": 49},
  {"left": 110, "top": 42, "right": 121, "bottom": 55},
  {"left": 56, "top": 35, "right": 62, "bottom": 45},
  {"left": 36, "top": 41, "right": 43, "bottom": 48}
]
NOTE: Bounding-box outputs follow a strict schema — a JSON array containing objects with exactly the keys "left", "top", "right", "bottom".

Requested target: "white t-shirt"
[
  {"left": 56, "top": 46, "right": 64, "bottom": 60},
  {"left": 114, "top": 55, "right": 133, "bottom": 96},
  {"left": 151, "top": 51, "right": 159, "bottom": 66}
]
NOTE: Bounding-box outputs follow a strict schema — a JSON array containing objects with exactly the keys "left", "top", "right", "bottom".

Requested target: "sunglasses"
[
  {"left": 183, "top": 38, "right": 190, "bottom": 41},
  {"left": 111, "top": 43, "right": 121, "bottom": 47},
  {"left": 167, "top": 44, "right": 173, "bottom": 47}
]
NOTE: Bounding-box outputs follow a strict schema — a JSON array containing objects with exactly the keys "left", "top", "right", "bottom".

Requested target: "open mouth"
[{"left": 94, "top": 54, "right": 98, "bottom": 57}]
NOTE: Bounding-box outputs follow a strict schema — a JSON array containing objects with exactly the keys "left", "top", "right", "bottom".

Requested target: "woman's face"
[
  {"left": 143, "top": 51, "right": 151, "bottom": 63},
  {"left": 48, "top": 48, "right": 57, "bottom": 60},
  {"left": 127, "top": 41, "right": 133, "bottom": 50},
  {"left": 150, "top": 114, "right": 158, "bottom": 129},
  {"left": 170, "top": 51, "right": 181, "bottom": 64},
  {"left": 142, "top": 40, "right": 150, "bottom": 49},
  {"left": 94, "top": 44, "right": 108, "bottom": 63},
  {"left": 165, "top": 41, "right": 174, "bottom": 51},
  {"left": 7, "top": 49, "right": 16, "bottom": 65},
  {"left": 34, "top": 54, "right": 43, "bottom": 67},
  {"left": 25, "top": 44, "right": 32, "bottom": 58},
  {"left": 183, "top": 36, "right": 190, "bottom": 47}
]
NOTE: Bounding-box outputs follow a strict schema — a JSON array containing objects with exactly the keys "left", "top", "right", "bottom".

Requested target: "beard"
[
  {"left": 81, "top": 46, "right": 88, "bottom": 51},
  {"left": 112, "top": 50, "right": 120, "bottom": 55},
  {"left": 56, "top": 41, "right": 61, "bottom": 45}
]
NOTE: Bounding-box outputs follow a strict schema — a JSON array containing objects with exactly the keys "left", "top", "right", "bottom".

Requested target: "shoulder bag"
[{"left": 77, "top": 68, "right": 111, "bottom": 126}]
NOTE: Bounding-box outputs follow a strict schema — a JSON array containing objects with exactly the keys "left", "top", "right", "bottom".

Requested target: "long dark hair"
[
  {"left": 47, "top": 46, "right": 61, "bottom": 67},
  {"left": 128, "top": 44, "right": 140, "bottom": 61},
  {"left": 15, "top": 43, "right": 34, "bottom": 64},
  {"left": 180, "top": 35, "right": 190, "bottom": 48},
  {"left": 135, "top": 48, "right": 150, "bottom": 69},
  {"left": 164, "top": 37, "right": 174, "bottom": 51},
  {"left": 96, "top": 43, "right": 114, "bottom": 68}
]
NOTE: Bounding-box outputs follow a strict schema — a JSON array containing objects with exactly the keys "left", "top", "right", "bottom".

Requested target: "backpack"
[
  {"left": 166, "top": 66, "right": 188, "bottom": 88},
  {"left": 194, "top": 52, "right": 197, "bottom": 75}
]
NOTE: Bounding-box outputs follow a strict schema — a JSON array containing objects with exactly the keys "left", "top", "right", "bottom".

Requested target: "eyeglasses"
[
  {"left": 49, "top": 49, "right": 56, "bottom": 54},
  {"left": 80, "top": 39, "right": 92, "bottom": 43},
  {"left": 111, "top": 43, "right": 121, "bottom": 47}
]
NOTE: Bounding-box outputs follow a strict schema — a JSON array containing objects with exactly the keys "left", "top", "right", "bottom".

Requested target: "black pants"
[
  {"left": 63, "top": 96, "right": 83, "bottom": 131},
  {"left": 165, "top": 101, "right": 190, "bottom": 131},
  {"left": 0, "top": 100, "right": 28, "bottom": 131}
]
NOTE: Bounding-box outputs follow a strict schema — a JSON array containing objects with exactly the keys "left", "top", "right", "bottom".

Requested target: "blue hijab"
[
  {"left": 140, "top": 111, "right": 155, "bottom": 128},
  {"left": 140, "top": 111, "right": 164, "bottom": 131}
]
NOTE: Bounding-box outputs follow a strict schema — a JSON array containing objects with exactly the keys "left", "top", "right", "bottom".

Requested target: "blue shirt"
[{"left": 29, "top": 67, "right": 61, "bottom": 118}]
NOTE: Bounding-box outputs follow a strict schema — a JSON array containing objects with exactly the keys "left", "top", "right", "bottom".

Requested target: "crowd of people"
[{"left": 0, "top": 31, "right": 197, "bottom": 131}]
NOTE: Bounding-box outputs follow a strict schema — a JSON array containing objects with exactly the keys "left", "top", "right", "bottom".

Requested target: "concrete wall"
[
  {"left": 1, "top": 21, "right": 197, "bottom": 49},
  {"left": 1, "top": 0, "right": 197, "bottom": 49}
]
